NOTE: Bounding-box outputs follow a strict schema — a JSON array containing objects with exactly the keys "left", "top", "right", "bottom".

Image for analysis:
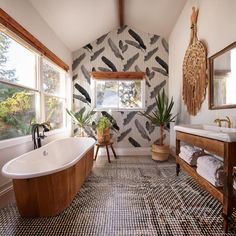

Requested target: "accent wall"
[{"left": 72, "top": 26, "right": 169, "bottom": 148}]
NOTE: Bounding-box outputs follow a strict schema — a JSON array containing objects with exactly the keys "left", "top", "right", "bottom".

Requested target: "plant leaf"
[
  {"left": 128, "top": 29, "right": 146, "bottom": 50},
  {"left": 90, "top": 47, "right": 105, "bottom": 61},
  {"left": 161, "top": 38, "right": 169, "bottom": 53},
  {"left": 72, "top": 53, "right": 86, "bottom": 71},
  {"left": 101, "top": 56, "right": 117, "bottom": 72},
  {"left": 123, "top": 111, "right": 137, "bottom": 125},
  {"left": 81, "top": 65, "right": 90, "bottom": 84},
  {"left": 150, "top": 80, "right": 166, "bottom": 99},
  {"left": 155, "top": 56, "right": 168, "bottom": 74},
  {"left": 108, "top": 38, "right": 124, "bottom": 60},
  {"left": 128, "top": 137, "right": 141, "bottom": 147},
  {"left": 96, "top": 33, "right": 108, "bottom": 44},
  {"left": 150, "top": 34, "right": 160, "bottom": 44},
  {"left": 74, "top": 83, "right": 91, "bottom": 103},
  {"left": 123, "top": 53, "right": 139, "bottom": 71},
  {"left": 125, "top": 40, "right": 142, "bottom": 50},
  {"left": 117, "top": 128, "right": 132, "bottom": 142},
  {"left": 144, "top": 47, "right": 158, "bottom": 61},
  {"left": 135, "top": 119, "right": 151, "bottom": 141}
]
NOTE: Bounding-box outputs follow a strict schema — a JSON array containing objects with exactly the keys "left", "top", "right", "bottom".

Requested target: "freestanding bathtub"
[{"left": 2, "top": 137, "right": 95, "bottom": 217}]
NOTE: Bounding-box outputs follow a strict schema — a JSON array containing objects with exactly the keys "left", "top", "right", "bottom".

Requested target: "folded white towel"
[
  {"left": 197, "top": 168, "right": 224, "bottom": 187},
  {"left": 179, "top": 152, "right": 200, "bottom": 166},
  {"left": 180, "top": 145, "right": 202, "bottom": 157},
  {"left": 179, "top": 145, "right": 205, "bottom": 166},
  {"left": 233, "top": 176, "right": 236, "bottom": 190},
  {"left": 197, "top": 165, "right": 224, "bottom": 181},
  {"left": 181, "top": 148, "right": 204, "bottom": 159},
  {"left": 197, "top": 155, "right": 223, "bottom": 176}
]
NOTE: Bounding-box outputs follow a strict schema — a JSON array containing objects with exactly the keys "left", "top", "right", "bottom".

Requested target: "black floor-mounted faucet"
[{"left": 31, "top": 122, "right": 51, "bottom": 149}]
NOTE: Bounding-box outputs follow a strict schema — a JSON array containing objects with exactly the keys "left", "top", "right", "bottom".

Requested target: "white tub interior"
[{"left": 2, "top": 137, "right": 95, "bottom": 179}]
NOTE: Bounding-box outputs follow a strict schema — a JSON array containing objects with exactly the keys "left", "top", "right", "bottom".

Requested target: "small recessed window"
[{"left": 91, "top": 72, "right": 145, "bottom": 111}]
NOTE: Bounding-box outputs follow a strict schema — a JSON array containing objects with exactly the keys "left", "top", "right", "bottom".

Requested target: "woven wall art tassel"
[{"left": 182, "top": 7, "right": 207, "bottom": 116}]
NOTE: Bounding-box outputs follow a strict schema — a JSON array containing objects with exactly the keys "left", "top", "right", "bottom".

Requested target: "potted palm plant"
[
  {"left": 66, "top": 107, "right": 94, "bottom": 137},
  {"left": 96, "top": 116, "right": 112, "bottom": 144},
  {"left": 140, "top": 89, "right": 177, "bottom": 161}
]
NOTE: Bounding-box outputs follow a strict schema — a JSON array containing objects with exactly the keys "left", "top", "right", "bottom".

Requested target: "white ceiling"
[{"left": 28, "top": 0, "right": 187, "bottom": 52}]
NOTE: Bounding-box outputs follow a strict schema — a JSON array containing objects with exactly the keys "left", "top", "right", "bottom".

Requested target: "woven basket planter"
[
  {"left": 97, "top": 128, "right": 110, "bottom": 144},
  {"left": 151, "top": 144, "right": 169, "bottom": 161}
]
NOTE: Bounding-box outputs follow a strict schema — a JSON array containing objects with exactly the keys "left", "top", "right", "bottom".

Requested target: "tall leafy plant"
[
  {"left": 140, "top": 89, "right": 177, "bottom": 146},
  {"left": 66, "top": 107, "right": 95, "bottom": 136}
]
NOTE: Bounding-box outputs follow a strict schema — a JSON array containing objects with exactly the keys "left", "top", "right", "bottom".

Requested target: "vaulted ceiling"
[{"left": 28, "top": 0, "right": 187, "bottom": 52}]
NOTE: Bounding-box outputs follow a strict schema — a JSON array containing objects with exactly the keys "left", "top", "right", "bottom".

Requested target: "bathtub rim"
[{"left": 1, "top": 137, "right": 96, "bottom": 179}]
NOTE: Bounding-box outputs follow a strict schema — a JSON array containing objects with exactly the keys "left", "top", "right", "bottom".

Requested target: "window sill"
[{"left": 0, "top": 128, "right": 68, "bottom": 150}]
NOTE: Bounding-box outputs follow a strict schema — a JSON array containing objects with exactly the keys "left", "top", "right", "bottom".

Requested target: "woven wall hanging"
[{"left": 182, "top": 7, "right": 207, "bottom": 116}]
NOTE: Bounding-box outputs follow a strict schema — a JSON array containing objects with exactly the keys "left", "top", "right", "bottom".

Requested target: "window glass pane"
[
  {"left": 0, "top": 31, "right": 36, "bottom": 89},
  {"left": 96, "top": 81, "right": 119, "bottom": 108},
  {"left": 43, "top": 59, "right": 65, "bottom": 97},
  {"left": 0, "top": 83, "right": 36, "bottom": 140},
  {"left": 119, "top": 81, "right": 142, "bottom": 108},
  {"left": 45, "top": 95, "right": 64, "bottom": 129}
]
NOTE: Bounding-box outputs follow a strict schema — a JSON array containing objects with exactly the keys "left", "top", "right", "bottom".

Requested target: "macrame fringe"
[{"left": 182, "top": 7, "right": 207, "bottom": 116}]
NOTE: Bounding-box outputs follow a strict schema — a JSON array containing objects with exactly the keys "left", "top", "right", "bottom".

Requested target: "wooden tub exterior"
[{"left": 12, "top": 148, "right": 94, "bottom": 217}]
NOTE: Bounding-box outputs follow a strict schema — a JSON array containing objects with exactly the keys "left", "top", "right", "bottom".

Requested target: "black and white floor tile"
[{"left": 0, "top": 156, "right": 236, "bottom": 235}]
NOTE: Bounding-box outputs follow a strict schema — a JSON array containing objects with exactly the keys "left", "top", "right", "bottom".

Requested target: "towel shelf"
[{"left": 175, "top": 131, "right": 236, "bottom": 233}]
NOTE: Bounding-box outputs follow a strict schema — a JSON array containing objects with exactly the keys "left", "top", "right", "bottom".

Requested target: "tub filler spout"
[{"left": 32, "top": 122, "right": 51, "bottom": 149}]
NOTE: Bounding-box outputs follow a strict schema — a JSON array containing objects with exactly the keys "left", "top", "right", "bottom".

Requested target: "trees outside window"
[
  {"left": 94, "top": 79, "right": 145, "bottom": 110},
  {"left": 0, "top": 30, "right": 67, "bottom": 141}
]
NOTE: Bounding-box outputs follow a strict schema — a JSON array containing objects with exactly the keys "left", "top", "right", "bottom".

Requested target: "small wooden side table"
[{"left": 94, "top": 141, "right": 117, "bottom": 163}]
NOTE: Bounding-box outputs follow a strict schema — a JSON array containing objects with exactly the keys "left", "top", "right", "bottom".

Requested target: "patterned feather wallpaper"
[{"left": 72, "top": 25, "right": 169, "bottom": 148}]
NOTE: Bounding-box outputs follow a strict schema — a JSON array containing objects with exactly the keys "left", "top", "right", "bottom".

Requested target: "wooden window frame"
[
  {"left": 0, "top": 8, "right": 69, "bottom": 72},
  {"left": 90, "top": 72, "right": 145, "bottom": 80}
]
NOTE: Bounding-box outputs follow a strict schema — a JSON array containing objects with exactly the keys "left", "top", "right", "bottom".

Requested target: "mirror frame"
[{"left": 209, "top": 41, "right": 236, "bottom": 109}]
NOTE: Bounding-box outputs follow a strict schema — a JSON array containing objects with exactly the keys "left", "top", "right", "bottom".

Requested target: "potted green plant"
[
  {"left": 140, "top": 89, "right": 177, "bottom": 161},
  {"left": 66, "top": 107, "right": 94, "bottom": 137},
  {"left": 96, "top": 116, "right": 112, "bottom": 144}
]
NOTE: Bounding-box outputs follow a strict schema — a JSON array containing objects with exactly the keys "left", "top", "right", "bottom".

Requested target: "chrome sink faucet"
[{"left": 214, "top": 116, "right": 232, "bottom": 128}]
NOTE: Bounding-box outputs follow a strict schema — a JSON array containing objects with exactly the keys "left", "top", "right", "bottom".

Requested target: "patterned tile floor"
[{"left": 0, "top": 155, "right": 236, "bottom": 236}]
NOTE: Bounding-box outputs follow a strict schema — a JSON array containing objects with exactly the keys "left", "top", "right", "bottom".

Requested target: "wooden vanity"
[{"left": 175, "top": 130, "right": 236, "bottom": 232}]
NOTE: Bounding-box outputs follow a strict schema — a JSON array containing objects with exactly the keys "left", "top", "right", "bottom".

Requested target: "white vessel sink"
[{"left": 174, "top": 124, "right": 236, "bottom": 142}]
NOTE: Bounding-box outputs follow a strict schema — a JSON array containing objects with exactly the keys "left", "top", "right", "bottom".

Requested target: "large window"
[
  {"left": 42, "top": 59, "right": 66, "bottom": 129},
  {"left": 0, "top": 29, "right": 67, "bottom": 141}
]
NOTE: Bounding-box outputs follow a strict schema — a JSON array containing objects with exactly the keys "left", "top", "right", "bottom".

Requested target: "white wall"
[
  {"left": 169, "top": 0, "right": 236, "bottom": 147},
  {"left": 0, "top": 0, "right": 72, "bottom": 191},
  {"left": 0, "top": 0, "right": 72, "bottom": 65}
]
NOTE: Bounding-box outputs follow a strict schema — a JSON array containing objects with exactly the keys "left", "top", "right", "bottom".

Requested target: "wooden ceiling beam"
[{"left": 118, "top": 0, "right": 124, "bottom": 27}]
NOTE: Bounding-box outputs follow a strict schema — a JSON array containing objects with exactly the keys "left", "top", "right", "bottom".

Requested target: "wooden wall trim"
[
  {"left": 91, "top": 72, "right": 145, "bottom": 80},
  {"left": 0, "top": 8, "right": 69, "bottom": 72},
  {"left": 118, "top": 0, "right": 124, "bottom": 27},
  {"left": 0, "top": 182, "right": 15, "bottom": 209}
]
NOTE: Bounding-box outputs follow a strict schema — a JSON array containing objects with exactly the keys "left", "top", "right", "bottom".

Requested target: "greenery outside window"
[
  {"left": 0, "top": 28, "right": 67, "bottom": 142},
  {"left": 91, "top": 72, "right": 146, "bottom": 111},
  {"left": 94, "top": 80, "right": 143, "bottom": 109},
  {"left": 92, "top": 79, "right": 145, "bottom": 110},
  {"left": 42, "top": 59, "right": 66, "bottom": 129}
]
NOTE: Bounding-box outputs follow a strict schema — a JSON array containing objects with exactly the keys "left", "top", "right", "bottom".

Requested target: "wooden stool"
[{"left": 94, "top": 142, "right": 117, "bottom": 163}]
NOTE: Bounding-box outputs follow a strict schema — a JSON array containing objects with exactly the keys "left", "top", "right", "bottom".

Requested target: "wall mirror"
[{"left": 209, "top": 41, "right": 236, "bottom": 109}]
